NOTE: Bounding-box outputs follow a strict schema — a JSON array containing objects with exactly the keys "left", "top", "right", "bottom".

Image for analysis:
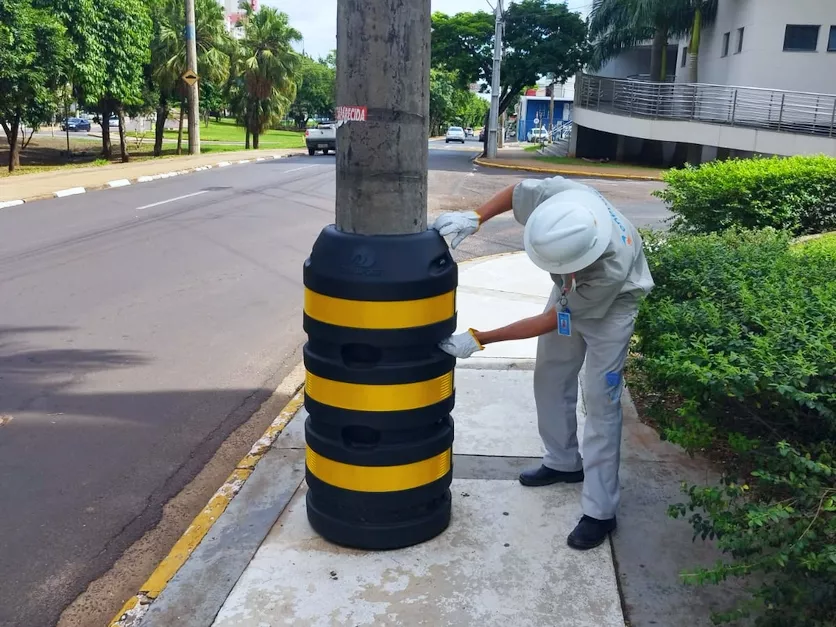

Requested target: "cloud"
[{"left": 261, "top": 0, "right": 590, "bottom": 60}]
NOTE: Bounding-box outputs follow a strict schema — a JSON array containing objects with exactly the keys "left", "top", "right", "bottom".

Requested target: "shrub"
[
  {"left": 633, "top": 229, "right": 836, "bottom": 625},
  {"left": 636, "top": 228, "right": 836, "bottom": 442},
  {"left": 655, "top": 156, "right": 836, "bottom": 236}
]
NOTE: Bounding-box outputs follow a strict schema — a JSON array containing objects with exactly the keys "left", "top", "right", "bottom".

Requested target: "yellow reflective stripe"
[
  {"left": 305, "top": 371, "right": 453, "bottom": 412},
  {"left": 304, "top": 288, "right": 455, "bottom": 330},
  {"left": 306, "top": 447, "right": 452, "bottom": 492}
]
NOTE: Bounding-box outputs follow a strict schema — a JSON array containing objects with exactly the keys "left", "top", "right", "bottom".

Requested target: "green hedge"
[
  {"left": 633, "top": 229, "right": 836, "bottom": 626},
  {"left": 655, "top": 156, "right": 836, "bottom": 236}
]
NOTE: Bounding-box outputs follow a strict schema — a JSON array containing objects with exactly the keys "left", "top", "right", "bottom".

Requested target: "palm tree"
[
  {"left": 228, "top": 4, "right": 301, "bottom": 149},
  {"left": 589, "top": 0, "right": 716, "bottom": 83},
  {"left": 151, "top": 0, "right": 230, "bottom": 155},
  {"left": 683, "top": 1, "right": 718, "bottom": 83}
]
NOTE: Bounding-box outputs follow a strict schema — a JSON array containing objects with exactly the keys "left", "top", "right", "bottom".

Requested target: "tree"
[
  {"left": 228, "top": 5, "right": 301, "bottom": 149},
  {"left": 429, "top": 69, "right": 456, "bottom": 136},
  {"left": 40, "top": 0, "right": 107, "bottom": 129},
  {"left": 428, "top": 69, "right": 490, "bottom": 135},
  {"left": 200, "top": 79, "right": 226, "bottom": 125},
  {"left": 151, "top": 0, "right": 230, "bottom": 155},
  {"left": 93, "top": 0, "right": 152, "bottom": 162},
  {"left": 0, "top": 0, "right": 72, "bottom": 172},
  {"left": 453, "top": 90, "right": 490, "bottom": 129},
  {"left": 588, "top": 0, "right": 716, "bottom": 82},
  {"left": 684, "top": 1, "right": 718, "bottom": 83},
  {"left": 432, "top": 0, "right": 588, "bottom": 142},
  {"left": 289, "top": 55, "right": 335, "bottom": 129}
]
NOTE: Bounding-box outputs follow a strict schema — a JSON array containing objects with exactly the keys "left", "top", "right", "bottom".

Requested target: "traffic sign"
[
  {"left": 533, "top": 117, "right": 540, "bottom": 125},
  {"left": 181, "top": 70, "right": 199, "bottom": 86}
]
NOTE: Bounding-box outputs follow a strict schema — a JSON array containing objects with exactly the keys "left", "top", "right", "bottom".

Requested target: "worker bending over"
[{"left": 432, "top": 176, "right": 654, "bottom": 550}]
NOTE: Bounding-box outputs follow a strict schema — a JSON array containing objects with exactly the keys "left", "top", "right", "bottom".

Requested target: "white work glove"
[
  {"left": 439, "top": 330, "right": 483, "bottom": 359},
  {"left": 432, "top": 210, "right": 481, "bottom": 249}
]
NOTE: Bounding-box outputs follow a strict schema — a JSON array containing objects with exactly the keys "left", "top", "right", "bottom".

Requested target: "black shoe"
[
  {"left": 518, "top": 465, "right": 584, "bottom": 487},
  {"left": 567, "top": 515, "right": 617, "bottom": 550}
]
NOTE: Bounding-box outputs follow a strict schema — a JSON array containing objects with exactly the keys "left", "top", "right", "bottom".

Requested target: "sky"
[{"left": 261, "top": 1, "right": 593, "bottom": 60}]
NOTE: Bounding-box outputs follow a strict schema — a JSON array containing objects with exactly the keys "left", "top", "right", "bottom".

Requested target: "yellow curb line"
[
  {"left": 108, "top": 387, "right": 305, "bottom": 627},
  {"left": 473, "top": 157, "right": 662, "bottom": 181}
]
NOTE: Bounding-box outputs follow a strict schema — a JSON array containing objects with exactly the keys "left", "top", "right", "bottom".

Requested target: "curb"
[
  {"left": 473, "top": 157, "right": 662, "bottom": 181},
  {"left": 54, "top": 186, "right": 86, "bottom": 198},
  {"left": 1, "top": 153, "right": 305, "bottom": 208},
  {"left": 109, "top": 384, "right": 306, "bottom": 627}
]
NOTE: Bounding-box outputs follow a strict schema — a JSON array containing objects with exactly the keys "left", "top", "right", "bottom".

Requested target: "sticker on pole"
[{"left": 335, "top": 106, "right": 367, "bottom": 126}]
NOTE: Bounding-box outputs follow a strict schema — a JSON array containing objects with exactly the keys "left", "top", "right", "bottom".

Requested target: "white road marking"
[
  {"left": 281, "top": 165, "right": 320, "bottom": 174},
  {"left": 136, "top": 190, "right": 209, "bottom": 210}
]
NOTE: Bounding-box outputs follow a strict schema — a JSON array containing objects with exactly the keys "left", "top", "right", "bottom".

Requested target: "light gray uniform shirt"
[{"left": 512, "top": 177, "right": 654, "bottom": 319}]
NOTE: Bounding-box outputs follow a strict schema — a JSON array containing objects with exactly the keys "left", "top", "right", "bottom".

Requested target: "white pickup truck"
[{"left": 305, "top": 123, "right": 336, "bottom": 155}]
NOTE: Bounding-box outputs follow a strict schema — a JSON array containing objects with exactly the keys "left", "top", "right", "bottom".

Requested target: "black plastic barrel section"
[{"left": 303, "top": 225, "right": 457, "bottom": 549}]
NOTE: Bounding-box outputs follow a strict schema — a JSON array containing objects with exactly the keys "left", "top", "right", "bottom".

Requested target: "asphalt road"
[{"left": 0, "top": 143, "right": 668, "bottom": 627}]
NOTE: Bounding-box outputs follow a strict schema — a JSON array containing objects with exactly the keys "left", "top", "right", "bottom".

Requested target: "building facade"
[
  {"left": 223, "top": 0, "right": 258, "bottom": 38},
  {"left": 516, "top": 78, "right": 575, "bottom": 141},
  {"left": 573, "top": 0, "right": 836, "bottom": 165}
]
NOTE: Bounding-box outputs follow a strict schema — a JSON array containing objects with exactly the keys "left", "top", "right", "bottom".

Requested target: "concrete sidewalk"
[
  {"left": 117, "top": 252, "right": 737, "bottom": 627},
  {"left": 0, "top": 148, "right": 303, "bottom": 204}
]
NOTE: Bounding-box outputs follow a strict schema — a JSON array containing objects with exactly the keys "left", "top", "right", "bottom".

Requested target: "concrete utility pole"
[
  {"left": 185, "top": 0, "right": 201, "bottom": 155},
  {"left": 335, "top": 0, "right": 430, "bottom": 234},
  {"left": 304, "top": 0, "right": 456, "bottom": 550},
  {"left": 486, "top": 0, "right": 504, "bottom": 159}
]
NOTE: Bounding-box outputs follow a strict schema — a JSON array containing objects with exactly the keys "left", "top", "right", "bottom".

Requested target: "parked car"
[
  {"left": 445, "top": 126, "right": 466, "bottom": 144},
  {"left": 305, "top": 122, "right": 336, "bottom": 155},
  {"left": 527, "top": 127, "right": 549, "bottom": 143},
  {"left": 478, "top": 128, "right": 486, "bottom": 142},
  {"left": 60, "top": 117, "right": 92, "bottom": 132},
  {"left": 464, "top": 127, "right": 474, "bottom": 137},
  {"left": 109, "top": 116, "right": 119, "bottom": 128}
]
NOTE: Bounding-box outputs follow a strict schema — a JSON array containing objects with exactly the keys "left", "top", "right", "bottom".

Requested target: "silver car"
[{"left": 445, "top": 126, "right": 466, "bottom": 144}]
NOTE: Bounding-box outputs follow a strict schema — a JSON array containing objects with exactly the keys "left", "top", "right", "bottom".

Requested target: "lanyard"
[{"left": 558, "top": 273, "right": 576, "bottom": 309}]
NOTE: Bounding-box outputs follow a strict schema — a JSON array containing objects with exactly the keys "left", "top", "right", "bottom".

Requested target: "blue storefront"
[{"left": 517, "top": 96, "right": 573, "bottom": 141}]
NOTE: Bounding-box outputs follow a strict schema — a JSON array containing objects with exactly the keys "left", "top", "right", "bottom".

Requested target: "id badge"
[{"left": 557, "top": 310, "right": 572, "bottom": 337}]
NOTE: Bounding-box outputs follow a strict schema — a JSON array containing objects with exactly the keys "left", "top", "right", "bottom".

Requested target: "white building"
[
  {"left": 222, "top": 0, "right": 257, "bottom": 39},
  {"left": 572, "top": 0, "right": 836, "bottom": 165}
]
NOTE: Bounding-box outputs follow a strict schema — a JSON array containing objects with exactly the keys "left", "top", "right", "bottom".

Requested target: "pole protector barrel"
[{"left": 303, "top": 225, "right": 457, "bottom": 549}]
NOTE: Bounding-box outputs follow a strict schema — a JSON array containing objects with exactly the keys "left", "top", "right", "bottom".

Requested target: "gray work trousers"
[{"left": 534, "top": 288, "right": 637, "bottom": 520}]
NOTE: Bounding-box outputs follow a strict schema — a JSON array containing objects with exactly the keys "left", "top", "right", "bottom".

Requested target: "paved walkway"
[
  {"left": 114, "top": 252, "right": 738, "bottom": 627},
  {"left": 0, "top": 148, "right": 303, "bottom": 204},
  {"left": 477, "top": 146, "right": 664, "bottom": 181}
]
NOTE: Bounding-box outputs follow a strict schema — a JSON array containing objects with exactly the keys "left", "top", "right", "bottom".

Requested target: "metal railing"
[
  {"left": 551, "top": 120, "right": 572, "bottom": 141},
  {"left": 576, "top": 73, "right": 836, "bottom": 137}
]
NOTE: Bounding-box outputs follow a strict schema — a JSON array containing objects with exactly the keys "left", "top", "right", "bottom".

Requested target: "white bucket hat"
[{"left": 523, "top": 188, "right": 613, "bottom": 275}]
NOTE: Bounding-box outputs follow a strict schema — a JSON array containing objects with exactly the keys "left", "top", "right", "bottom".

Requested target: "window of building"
[
  {"left": 736, "top": 27, "right": 744, "bottom": 53},
  {"left": 722, "top": 32, "right": 730, "bottom": 57},
  {"left": 681, "top": 46, "right": 688, "bottom": 67},
  {"left": 783, "top": 25, "right": 820, "bottom": 51},
  {"left": 828, "top": 26, "right": 836, "bottom": 52}
]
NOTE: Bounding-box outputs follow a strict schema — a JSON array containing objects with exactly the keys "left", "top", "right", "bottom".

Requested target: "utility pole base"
[{"left": 302, "top": 226, "right": 458, "bottom": 549}]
